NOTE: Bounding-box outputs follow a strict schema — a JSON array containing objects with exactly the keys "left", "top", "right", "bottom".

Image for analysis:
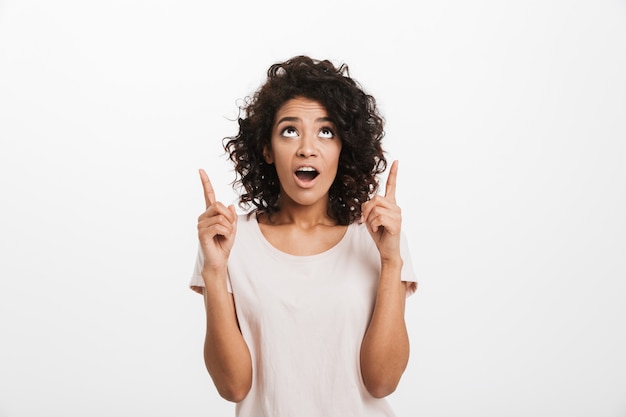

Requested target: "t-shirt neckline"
[{"left": 250, "top": 214, "right": 354, "bottom": 262}]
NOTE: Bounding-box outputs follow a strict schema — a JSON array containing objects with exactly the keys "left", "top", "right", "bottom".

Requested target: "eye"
[
  {"left": 281, "top": 126, "right": 299, "bottom": 138},
  {"left": 319, "top": 127, "right": 335, "bottom": 139}
]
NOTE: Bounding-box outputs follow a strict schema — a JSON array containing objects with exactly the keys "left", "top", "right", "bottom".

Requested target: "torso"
[
  {"left": 190, "top": 214, "right": 416, "bottom": 416},
  {"left": 228, "top": 214, "right": 395, "bottom": 416}
]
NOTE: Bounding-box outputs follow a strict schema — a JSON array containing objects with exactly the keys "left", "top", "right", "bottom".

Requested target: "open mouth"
[{"left": 295, "top": 167, "right": 319, "bottom": 181}]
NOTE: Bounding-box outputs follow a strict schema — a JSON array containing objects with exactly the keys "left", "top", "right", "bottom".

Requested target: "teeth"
[{"left": 297, "top": 167, "right": 316, "bottom": 172}]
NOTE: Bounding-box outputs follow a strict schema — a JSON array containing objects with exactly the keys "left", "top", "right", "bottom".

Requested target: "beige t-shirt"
[{"left": 190, "top": 214, "right": 417, "bottom": 417}]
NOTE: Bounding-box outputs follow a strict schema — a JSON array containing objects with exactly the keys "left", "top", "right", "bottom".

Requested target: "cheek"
[
  {"left": 271, "top": 150, "right": 293, "bottom": 177},
  {"left": 331, "top": 144, "right": 342, "bottom": 167}
]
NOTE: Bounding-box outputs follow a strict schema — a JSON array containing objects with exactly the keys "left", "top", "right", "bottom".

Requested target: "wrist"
[
  {"left": 380, "top": 256, "right": 403, "bottom": 270},
  {"left": 202, "top": 264, "right": 228, "bottom": 284}
]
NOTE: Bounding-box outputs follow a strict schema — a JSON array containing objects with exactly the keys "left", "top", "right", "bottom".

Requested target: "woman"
[{"left": 190, "top": 55, "right": 417, "bottom": 416}]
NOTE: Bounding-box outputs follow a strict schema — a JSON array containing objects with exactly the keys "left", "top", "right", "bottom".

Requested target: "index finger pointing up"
[
  {"left": 385, "top": 160, "right": 399, "bottom": 203},
  {"left": 199, "top": 169, "right": 216, "bottom": 208}
]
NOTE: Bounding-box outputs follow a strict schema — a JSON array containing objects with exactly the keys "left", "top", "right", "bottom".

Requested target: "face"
[{"left": 263, "top": 97, "right": 342, "bottom": 210}]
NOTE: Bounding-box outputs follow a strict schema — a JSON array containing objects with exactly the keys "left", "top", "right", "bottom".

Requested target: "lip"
[{"left": 293, "top": 165, "right": 320, "bottom": 189}]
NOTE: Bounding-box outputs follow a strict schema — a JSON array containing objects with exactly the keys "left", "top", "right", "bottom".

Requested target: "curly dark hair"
[{"left": 223, "top": 55, "right": 387, "bottom": 225}]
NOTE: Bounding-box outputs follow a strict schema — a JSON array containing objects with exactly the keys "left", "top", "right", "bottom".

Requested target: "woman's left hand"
[{"left": 360, "top": 160, "right": 402, "bottom": 262}]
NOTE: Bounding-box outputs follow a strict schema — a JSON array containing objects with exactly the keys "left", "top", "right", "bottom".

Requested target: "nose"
[{"left": 297, "top": 132, "right": 318, "bottom": 158}]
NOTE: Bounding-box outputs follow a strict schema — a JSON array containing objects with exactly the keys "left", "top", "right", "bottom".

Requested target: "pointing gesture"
[
  {"left": 361, "top": 160, "right": 402, "bottom": 261},
  {"left": 197, "top": 169, "right": 238, "bottom": 273},
  {"left": 201, "top": 168, "right": 217, "bottom": 208},
  {"left": 384, "top": 159, "right": 398, "bottom": 204}
]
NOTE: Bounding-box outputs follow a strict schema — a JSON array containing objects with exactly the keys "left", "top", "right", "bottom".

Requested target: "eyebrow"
[{"left": 275, "top": 116, "right": 335, "bottom": 125}]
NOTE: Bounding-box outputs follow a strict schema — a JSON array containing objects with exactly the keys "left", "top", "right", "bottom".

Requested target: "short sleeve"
[{"left": 189, "top": 245, "right": 233, "bottom": 295}]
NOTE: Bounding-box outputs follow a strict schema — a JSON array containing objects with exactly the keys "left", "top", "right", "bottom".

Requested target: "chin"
[{"left": 282, "top": 190, "right": 329, "bottom": 208}]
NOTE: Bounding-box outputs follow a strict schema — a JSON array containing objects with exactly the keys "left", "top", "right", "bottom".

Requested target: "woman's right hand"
[{"left": 197, "top": 169, "right": 237, "bottom": 274}]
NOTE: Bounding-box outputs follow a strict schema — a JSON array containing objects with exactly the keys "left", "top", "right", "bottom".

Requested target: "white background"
[{"left": 1, "top": 0, "right": 625, "bottom": 416}]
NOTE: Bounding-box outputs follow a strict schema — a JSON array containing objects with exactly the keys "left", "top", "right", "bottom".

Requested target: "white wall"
[{"left": 1, "top": 1, "right": 625, "bottom": 416}]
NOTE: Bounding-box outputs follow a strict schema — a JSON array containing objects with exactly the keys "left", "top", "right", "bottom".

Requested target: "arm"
[
  {"left": 360, "top": 259, "right": 409, "bottom": 398},
  {"left": 202, "top": 265, "right": 252, "bottom": 402},
  {"left": 359, "top": 160, "right": 410, "bottom": 398},
  {"left": 197, "top": 169, "right": 252, "bottom": 402}
]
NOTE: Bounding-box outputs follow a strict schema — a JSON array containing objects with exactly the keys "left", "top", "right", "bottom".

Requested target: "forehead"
[{"left": 274, "top": 97, "right": 329, "bottom": 121}]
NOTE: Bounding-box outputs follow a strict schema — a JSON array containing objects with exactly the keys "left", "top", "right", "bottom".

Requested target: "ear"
[{"left": 263, "top": 145, "right": 274, "bottom": 164}]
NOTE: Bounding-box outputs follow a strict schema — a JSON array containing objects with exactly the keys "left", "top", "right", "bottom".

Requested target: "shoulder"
[
  {"left": 346, "top": 221, "right": 378, "bottom": 254},
  {"left": 232, "top": 212, "right": 257, "bottom": 237},
  {"left": 232, "top": 212, "right": 264, "bottom": 246},
  {"left": 236, "top": 212, "right": 256, "bottom": 226}
]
